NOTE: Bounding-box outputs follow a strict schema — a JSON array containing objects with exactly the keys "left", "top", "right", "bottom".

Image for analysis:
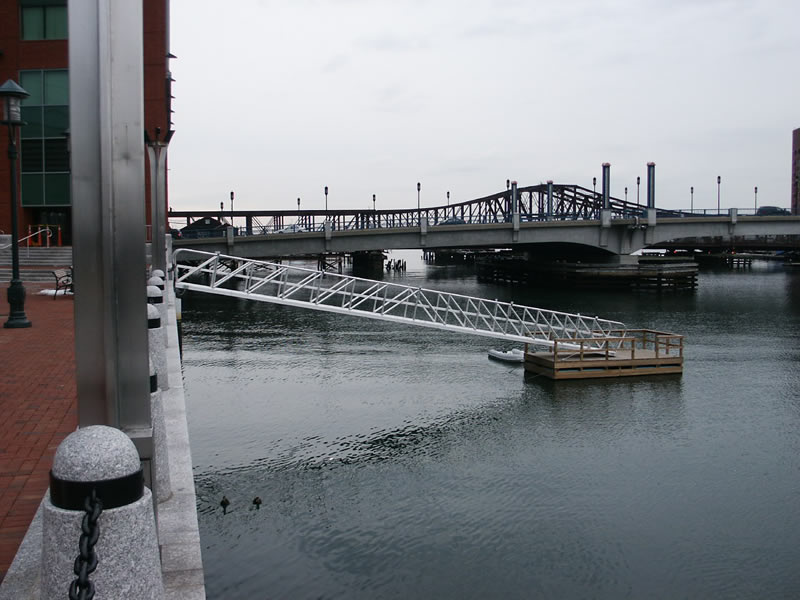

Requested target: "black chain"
[{"left": 68, "top": 489, "right": 103, "bottom": 600}]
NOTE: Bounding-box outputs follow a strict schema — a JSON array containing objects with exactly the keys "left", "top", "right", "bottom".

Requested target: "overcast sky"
[{"left": 168, "top": 0, "right": 799, "bottom": 213}]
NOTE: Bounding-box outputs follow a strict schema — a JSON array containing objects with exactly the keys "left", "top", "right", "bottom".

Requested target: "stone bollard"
[
  {"left": 147, "top": 274, "right": 165, "bottom": 292},
  {"left": 147, "top": 285, "right": 168, "bottom": 349},
  {"left": 150, "top": 358, "right": 171, "bottom": 503},
  {"left": 42, "top": 426, "right": 165, "bottom": 599},
  {"left": 148, "top": 303, "right": 168, "bottom": 391}
]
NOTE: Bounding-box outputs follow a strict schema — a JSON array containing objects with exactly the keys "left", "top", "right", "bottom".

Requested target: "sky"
[{"left": 167, "top": 0, "right": 799, "bottom": 214}]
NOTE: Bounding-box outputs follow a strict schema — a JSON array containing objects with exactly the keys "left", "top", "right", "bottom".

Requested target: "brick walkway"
[{"left": 0, "top": 284, "right": 76, "bottom": 582}]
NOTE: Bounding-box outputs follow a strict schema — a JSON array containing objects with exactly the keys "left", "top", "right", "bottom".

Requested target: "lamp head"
[{"left": 0, "top": 79, "right": 29, "bottom": 126}]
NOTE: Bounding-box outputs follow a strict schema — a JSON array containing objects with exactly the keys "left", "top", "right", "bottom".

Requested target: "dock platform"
[{"left": 525, "top": 329, "right": 684, "bottom": 380}]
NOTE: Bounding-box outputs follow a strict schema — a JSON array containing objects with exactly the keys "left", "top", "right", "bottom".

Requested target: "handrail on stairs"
[{"left": 0, "top": 228, "right": 53, "bottom": 251}]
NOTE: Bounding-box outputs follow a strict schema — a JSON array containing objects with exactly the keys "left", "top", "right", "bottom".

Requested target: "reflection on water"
[{"left": 183, "top": 252, "right": 800, "bottom": 599}]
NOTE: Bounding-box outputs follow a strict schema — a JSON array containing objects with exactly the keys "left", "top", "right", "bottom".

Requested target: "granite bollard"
[
  {"left": 149, "top": 358, "right": 172, "bottom": 503},
  {"left": 148, "top": 303, "right": 168, "bottom": 391},
  {"left": 42, "top": 426, "right": 165, "bottom": 599}
]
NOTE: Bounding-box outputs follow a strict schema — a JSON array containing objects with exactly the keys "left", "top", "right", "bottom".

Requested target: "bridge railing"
[{"left": 174, "top": 248, "right": 628, "bottom": 348}]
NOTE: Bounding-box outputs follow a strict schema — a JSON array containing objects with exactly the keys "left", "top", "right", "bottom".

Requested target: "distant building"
[
  {"left": 793, "top": 128, "right": 800, "bottom": 215},
  {"left": 0, "top": 0, "right": 172, "bottom": 244}
]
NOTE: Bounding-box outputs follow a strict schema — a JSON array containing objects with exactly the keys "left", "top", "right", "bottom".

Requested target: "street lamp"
[
  {"left": 230, "top": 190, "right": 234, "bottom": 225},
  {"left": 754, "top": 186, "right": 758, "bottom": 211},
  {"left": 373, "top": 193, "right": 376, "bottom": 211},
  {"left": 297, "top": 197, "right": 300, "bottom": 210},
  {"left": 506, "top": 179, "right": 510, "bottom": 191},
  {"left": 690, "top": 186, "right": 694, "bottom": 212},
  {"left": 417, "top": 182, "right": 421, "bottom": 211},
  {"left": 636, "top": 176, "right": 640, "bottom": 204},
  {"left": 324, "top": 185, "right": 328, "bottom": 212},
  {"left": 717, "top": 175, "right": 721, "bottom": 214},
  {"left": 1, "top": 79, "right": 31, "bottom": 328},
  {"left": 624, "top": 187, "right": 628, "bottom": 202},
  {"left": 447, "top": 190, "right": 450, "bottom": 206},
  {"left": 592, "top": 176, "right": 596, "bottom": 196}
]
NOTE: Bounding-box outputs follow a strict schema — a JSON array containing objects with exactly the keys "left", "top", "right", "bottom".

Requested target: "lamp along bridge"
[{"left": 173, "top": 249, "right": 683, "bottom": 378}]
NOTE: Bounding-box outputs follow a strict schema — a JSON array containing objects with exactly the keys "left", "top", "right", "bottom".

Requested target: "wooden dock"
[{"left": 524, "top": 329, "right": 684, "bottom": 380}]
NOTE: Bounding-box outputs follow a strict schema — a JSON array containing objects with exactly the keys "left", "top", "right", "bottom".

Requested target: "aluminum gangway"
[{"left": 173, "top": 249, "right": 626, "bottom": 348}]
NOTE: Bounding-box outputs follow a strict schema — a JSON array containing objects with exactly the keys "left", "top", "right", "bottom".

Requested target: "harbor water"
[{"left": 181, "top": 251, "right": 800, "bottom": 599}]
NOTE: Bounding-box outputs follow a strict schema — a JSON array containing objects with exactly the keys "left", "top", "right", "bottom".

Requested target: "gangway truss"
[{"left": 173, "top": 249, "right": 626, "bottom": 349}]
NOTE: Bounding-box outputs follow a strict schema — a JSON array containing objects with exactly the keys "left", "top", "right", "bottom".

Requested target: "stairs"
[{"left": 0, "top": 246, "right": 73, "bottom": 283}]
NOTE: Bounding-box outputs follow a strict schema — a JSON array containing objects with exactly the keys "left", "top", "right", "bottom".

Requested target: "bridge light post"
[
  {"left": 1, "top": 79, "right": 31, "bottom": 328},
  {"left": 690, "top": 186, "right": 694, "bottom": 212},
  {"left": 636, "top": 176, "right": 640, "bottom": 204},
  {"left": 592, "top": 176, "right": 596, "bottom": 197},
  {"left": 324, "top": 185, "right": 328, "bottom": 212},
  {"left": 230, "top": 190, "right": 234, "bottom": 226},
  {"left": 373, "top": 193, "right": 376, "bottom": 211},
  {"left": 417, "top": 182, "right": 421, "bottom": 211},
  {"left": 754, "top": 186, "right": 758, "bottom": 212},
  {"left": 624, "top": 186, "right": 628, "bottom": 202},
  {"left": 717, "top": 175, "right": 721, "bottom": 214},
  {"left": 447, "top": 190, "right": 450, "bottom": 206},
  {"left": 506, "top": 179, "right": 510, "bottom": 191}
]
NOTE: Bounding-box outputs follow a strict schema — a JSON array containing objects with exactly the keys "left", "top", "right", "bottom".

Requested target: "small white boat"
[{"left": 488, "top": 348, "right": 525, "bottom": 363}]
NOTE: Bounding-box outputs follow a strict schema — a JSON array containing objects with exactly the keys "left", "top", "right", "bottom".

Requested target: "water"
[{"left": 181, "top": 252, "right": 800, "bottom": 599}]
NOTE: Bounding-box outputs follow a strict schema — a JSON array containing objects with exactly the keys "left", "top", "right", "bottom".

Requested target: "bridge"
[
  {"left": 171, "top": 182, "right": 800, "bottom": 259},
  {"left": 173, "top": 248, "right": 626, "bottom": 350}
]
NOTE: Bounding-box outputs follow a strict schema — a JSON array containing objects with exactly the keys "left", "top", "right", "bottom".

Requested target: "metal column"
[
  {"left": 146, "top": 128, "right": 173, "bottom": 275},
  {"left": 601, "top": 163, "right": 611, "bottom": 210},
  {"left": 647, "top": 162, "right": 656, "bottom": 208},
  {"left": 546, "top": 180, "right": 553, "bottom": 219},
  {"left": 69, "top": 0, "right": 151, "bottom": 435}
]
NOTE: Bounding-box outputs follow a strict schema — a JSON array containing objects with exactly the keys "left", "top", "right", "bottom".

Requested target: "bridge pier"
[{"left": 352, "top": 251, "right": 385, "bottom": 278}]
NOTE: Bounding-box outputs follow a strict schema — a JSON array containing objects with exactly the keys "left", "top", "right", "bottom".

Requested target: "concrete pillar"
[
  {"left": 147, "top": 304, "right": 167, "bottom": 391},
  {"left": 42, "top": 426, "right": 165, "bottom": 599},
  {"left": 246, "top": 215, "right": 253, "bottom": 235},
  {"left": 602, "top": 163, "right": 611, "bottom": 210}
]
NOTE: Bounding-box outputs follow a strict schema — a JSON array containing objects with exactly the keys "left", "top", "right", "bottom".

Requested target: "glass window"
[
  {"left": 44, "top": 174, "right": 70, "bottom": 206},
  {"left": 44, "top": 71, "right": 68, "bottom": 105},
  {"left": 43, "top": 106, "right": 68, "bottom": 136},
  {"left": 44, "top": 6, "right": 67, "bottom": 39},
  {"left": 44, "top": 139, "right": 69, "bottom": 171},
  {"left": 21, "top": 140, "right": 44, "bottom": 172},
  {"left": 21, "top": 7, "right": 44, "bottom": 40},
  {"left": 20, "top": 71, "right": 43, "bottom": 106},
  {"left": 20, "top": 106, "right": 43, "bottom": 139},
  {"left": 21, "top": 174, "right": 45, "bottom": 206},
  {"left": 20, "top": 4, "right": 68, "bottom": 40}
]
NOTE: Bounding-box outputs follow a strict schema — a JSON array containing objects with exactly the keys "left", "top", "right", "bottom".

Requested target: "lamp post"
[
  {"left": 624, "top": 187, "right": 628, "bottom": 202},
  {"left": 592, "top": 176, "right": 596, "bottom": 196},
  {"left": 506, "top": 179, "right": 510, "bottom": 191},
  {"left": 717, "top": 175, "right": 721, "bottom": 214},
  {"left": 690, "top": 186, "right": 694, "bottom": 212},
  {"left": 754, "top": 186, "right": 758, "bottom": 212},
  {"left": 417, "top": 182, "right": 421, "bottom": 211},
  {"left": 636, "top": 176, "right": 640, "bottom": 204},
  {"left": 447, "top": 190, "right": 450, "bottom": 206},
  {"left": 324, "top": 185, "right": 328, "bottom": 212},
  {"left": 1, "top": 79, "right": 31, "bottom": 328},
  {"left": 230, "top": 190, "right": 234, "bottom": 227},
  {"left": 372, "top": 193, "right": 376, "bottom": 211}
]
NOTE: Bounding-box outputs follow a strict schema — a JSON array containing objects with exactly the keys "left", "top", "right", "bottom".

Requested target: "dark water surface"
[{"left": 181, "top": 252, "right": 800, "bottom": 599}]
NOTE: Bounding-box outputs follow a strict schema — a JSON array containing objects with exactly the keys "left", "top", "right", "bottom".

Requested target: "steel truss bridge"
[
  {"left": 174, "top": 249, "right": 626, "bottom": 349},
  {"left": 171, "top": 183, "right": 672, "bottom": 236}
]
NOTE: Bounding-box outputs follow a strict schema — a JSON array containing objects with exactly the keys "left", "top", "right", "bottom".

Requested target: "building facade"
[{"left": 0, "top": 0, "right": 172, "bottom": 244}]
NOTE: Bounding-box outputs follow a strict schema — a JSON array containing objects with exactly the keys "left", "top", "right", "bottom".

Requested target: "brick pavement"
[{"left": 0, "top": 284, "right": 76, "bottom": 582}]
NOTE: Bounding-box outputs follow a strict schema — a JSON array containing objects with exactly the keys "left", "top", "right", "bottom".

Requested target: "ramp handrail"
[{"left": 173, "top": 249, "right": 626, "bottom": 348}]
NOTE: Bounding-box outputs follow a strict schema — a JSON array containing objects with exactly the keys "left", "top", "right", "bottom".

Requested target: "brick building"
[{"left": 0, "top": 0, "right": 172, "bottom": 244}]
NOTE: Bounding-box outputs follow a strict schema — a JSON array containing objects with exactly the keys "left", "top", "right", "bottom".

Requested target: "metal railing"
[
  {"left": 174, "top": 249, "right": 626, "bottom": 348},
  {"left": 0, "top": 227, "right": 53, "bottom": 251}
]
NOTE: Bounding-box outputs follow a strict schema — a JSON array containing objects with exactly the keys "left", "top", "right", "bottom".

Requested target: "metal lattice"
[{"left": 174, "top": 249, "right": 626, "bottom": 348}]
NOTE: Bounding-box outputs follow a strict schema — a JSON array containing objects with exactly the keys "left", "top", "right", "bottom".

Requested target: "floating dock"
[{"left": 524, "top": 329, "right": 684, "bottom": 380}]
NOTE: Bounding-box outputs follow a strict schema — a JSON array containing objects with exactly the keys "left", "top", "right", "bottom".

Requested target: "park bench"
[{"left": 52, "top": 268, "right": 73, "bottom": 299}]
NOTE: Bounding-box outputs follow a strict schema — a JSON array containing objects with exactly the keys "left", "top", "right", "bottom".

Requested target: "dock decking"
[{"left": 524, "top": 329, "right": 684, "bottom": 380}]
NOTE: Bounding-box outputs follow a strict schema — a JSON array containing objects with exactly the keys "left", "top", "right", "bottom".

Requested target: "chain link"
[{"left": 68, "top": 489, "right": 103, "bottom": 600}]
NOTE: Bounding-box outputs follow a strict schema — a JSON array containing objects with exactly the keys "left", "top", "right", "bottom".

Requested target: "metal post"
[
  {"left": 4, "top": 120, "right": 30, "bottom": 328},
  {"left": 691, "top": 186, "right": 694, "bottom": 212},
  {"left": 754, "top": 186, "right": 757, "bottom": 212},
  {"left": 647, "top": 162, "right": 656, "bottom": 208},
  {"left": 69, "top": 0, "right": 151, "bottom": 431},
  {"left": 447, "top": 190, "right": 450, "bottom": 206},
  {"left": 230, "top": 190, "right": 234, "bottom": 225},
  {"left": 601, "top": 163, "right": 610, "bottom": 209},
  {"left": 636, "top": 176, "right": 640, "bottom": 204},
  {"left": 324, "top": 185, "right": 328, "bottom": 212},
  {"left": 145, "top": 127, "right": 173, "bottom": 276},
  {"left": 546, "top": 180, "right": 553, "bottom": 219},
  {"left": 717, "top": 175, "right": 721, "bottom": 214},
  {"left": 417, "top": 182, "right": 421, "bottom": 211}
]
